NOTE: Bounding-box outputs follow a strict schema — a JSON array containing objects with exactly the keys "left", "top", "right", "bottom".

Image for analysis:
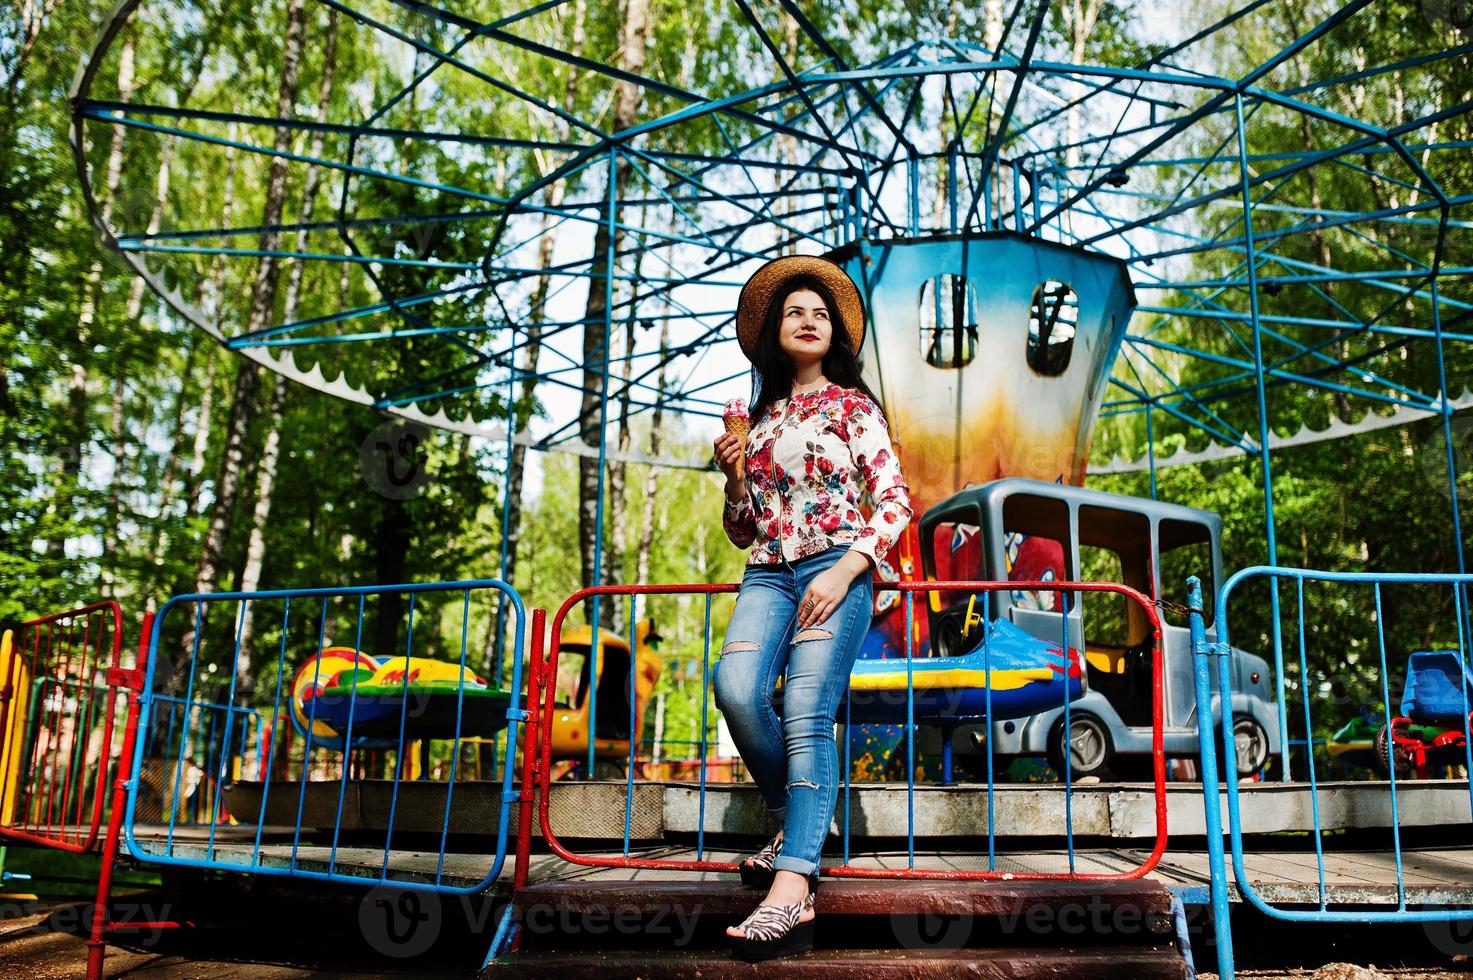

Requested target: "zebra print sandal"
[
  {"left": 737, "top": 831, "right": 782, "bottom": 888},
  {"left": 727, "top": 890, "right": 816, "bottom": 961}
]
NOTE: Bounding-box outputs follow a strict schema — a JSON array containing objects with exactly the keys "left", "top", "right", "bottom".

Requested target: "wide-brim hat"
[{"left": 735, "top": 254, "right": 865, "bottom": 361}]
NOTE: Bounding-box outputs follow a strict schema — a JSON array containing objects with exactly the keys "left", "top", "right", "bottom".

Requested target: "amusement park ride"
[{"left": 10, "top": 0, "right": 1469, "bottom": 976}]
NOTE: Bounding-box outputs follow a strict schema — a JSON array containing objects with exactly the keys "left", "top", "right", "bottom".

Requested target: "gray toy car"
[{"left": 918, "top": 477, "right": 1280, "bottom": 781}]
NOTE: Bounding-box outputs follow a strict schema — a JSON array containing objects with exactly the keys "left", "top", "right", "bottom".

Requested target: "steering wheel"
[{"left": 960, "top": 594, "right": 985, "bottom": 640}]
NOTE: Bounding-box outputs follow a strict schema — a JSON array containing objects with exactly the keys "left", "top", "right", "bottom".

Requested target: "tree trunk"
[
  {"left": 635, "top": 317, "right": 670, "bottom": 586},
  {"left": 148, "top": 333, "right": 201, "bottom": 596},
  {"left": 931, "top": 0, "right": 966, "bottom": 232},
  {"left": 578, "top": 0, "right": 650, "bottom": 628},
  {"left": 483, "top": 0, "right": 585, "bottom": 684},
  {"left": 233, "top": 373, "right": 286, "bottom": 666},
  {"left": 651, "top": 691, "right": 665, "bottom": 762},
  {"left": 500, "top": 0, "right": 584, "bottom": 592},
  {"left": 104, "top": 105, "right": 182, "bottom": 596},
  {"left": 1064, "top": 0, "right": 1104, "bottom": 171},
  {"left": 180, "top": 343, "right": 219, "bottom": 523},
  {"left": 775, "top": 17, "right": 798, "bottom": 248},
  {"left": 182, "top": 122, "right": 240, "bottom": 524},
  {"left": 1285, "top": 30, "right": 1353, "bottom": 423},
  {"left": 179, "top": 0, "right": 308, "bottom": 685},
  {"left": 3, "top": 0, "right": 65, "bottom": 103},
  {"left": 233, "top": 10, "right": 339, "bottom": 692},
  {"left": 48, "top": 36, "right": 134, "bottom": 561},
  {"left": 104, "top": 33, "right": 216, "bottom": 592},
  {"left": 373, "top": 498, "right": 410, "bottom": 662},
  {"left": 606, "top": 277, "right": 640, "bottom": 588}
]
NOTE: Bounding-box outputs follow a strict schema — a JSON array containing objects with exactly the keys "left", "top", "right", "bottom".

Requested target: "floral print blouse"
[{"left": 722, "top": 382, "right": 913, "bottom": 569}]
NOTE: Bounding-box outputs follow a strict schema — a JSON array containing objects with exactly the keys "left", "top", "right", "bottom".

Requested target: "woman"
[{"left": 711, "top": 255, "right": 912, "bottom": 960}]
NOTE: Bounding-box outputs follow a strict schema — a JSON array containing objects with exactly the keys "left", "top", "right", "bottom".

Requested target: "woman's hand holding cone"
[{"left": 714, "top": 432, "right": 746, "bottom": 491}]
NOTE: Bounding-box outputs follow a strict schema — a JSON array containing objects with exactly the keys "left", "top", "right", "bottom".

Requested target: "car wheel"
[
  {"left": 1232, "top": 716, "right": 1271, "bottom": 778},
  {"left": 1047, "top": 714, "right": 1112, "bottom": 781},
  {"left": 1373, "top": 723, "right": 1414, "bottom": 780}
]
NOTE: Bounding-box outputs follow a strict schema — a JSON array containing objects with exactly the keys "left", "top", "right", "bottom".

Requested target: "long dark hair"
[{"left": 748, "top": 274, "right": 888, "bottom": 426}]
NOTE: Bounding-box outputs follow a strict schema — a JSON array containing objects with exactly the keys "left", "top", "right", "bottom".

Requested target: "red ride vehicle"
[{"left": 1377, "top": 650, "right": 1473, "bottom": 779}]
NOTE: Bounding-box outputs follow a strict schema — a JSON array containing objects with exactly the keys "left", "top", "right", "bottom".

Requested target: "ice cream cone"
[{"left": 723, "top": 399, "right": 750, "bottom": 479}]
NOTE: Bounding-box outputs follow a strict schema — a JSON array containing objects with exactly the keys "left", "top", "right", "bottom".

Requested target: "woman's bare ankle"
[{"left": 765, "top": 869, "right": 810, "bottom": 906}]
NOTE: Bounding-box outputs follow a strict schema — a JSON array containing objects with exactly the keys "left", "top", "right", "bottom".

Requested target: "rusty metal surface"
[
  {"left": 499, "top": 877, "right": 1184, "bottom": 978},
  {"left": 483, "top": 946, "right": 1188, "bottom": 979},
  {"left": 511, "top": 877, "right": 1177, "bottom": 919}
]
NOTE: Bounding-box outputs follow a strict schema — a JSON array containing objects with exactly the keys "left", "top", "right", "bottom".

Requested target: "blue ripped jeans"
[{"left": 712, "top": 544, "right": 873, "bottom": 878}]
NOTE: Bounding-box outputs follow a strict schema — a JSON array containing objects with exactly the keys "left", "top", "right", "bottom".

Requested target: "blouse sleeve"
[
  {"left": 722, "top": 487, "right": 757, "bottom": 549},
  {"left": 845, "top": 397, "right": 913, "bottom": 570}
]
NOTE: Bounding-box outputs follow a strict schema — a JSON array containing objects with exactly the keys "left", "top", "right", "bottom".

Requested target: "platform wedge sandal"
[
  {"left": 737, "top": 831, "right": 782, "bottom": 889},
  {"left": 727, "top": 874, "right": 819, "bottom": 962}
]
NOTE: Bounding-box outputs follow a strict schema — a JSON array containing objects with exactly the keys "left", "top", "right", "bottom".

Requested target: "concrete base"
[{"left": 224, "top": 778, "right": 1473, "bottom": 840}]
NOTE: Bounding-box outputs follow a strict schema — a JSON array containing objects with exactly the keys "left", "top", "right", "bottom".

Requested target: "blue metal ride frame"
[
  {"left": 122, "top": 579, "right": 528, "bottom": 896},
  {"left": 1197, "top": 565, "right": 1473, "bottom": 979},
  {"left": 71, "top": 1, "right": 1472, "bottom": 480}
]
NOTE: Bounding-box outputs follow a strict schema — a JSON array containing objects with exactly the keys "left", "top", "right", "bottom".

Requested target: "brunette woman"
[{"left": 711, "top": 255, "right": 912, "bottom": 960}]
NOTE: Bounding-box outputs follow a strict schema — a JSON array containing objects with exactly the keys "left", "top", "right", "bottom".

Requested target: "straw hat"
[{"left": 735, "top": 255, "right": 865, "bottom": 360}]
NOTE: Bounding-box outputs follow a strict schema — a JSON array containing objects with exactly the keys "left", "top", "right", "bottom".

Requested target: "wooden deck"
[{"left": 125, "top": 823, "right": 1473, "bottom": 907}]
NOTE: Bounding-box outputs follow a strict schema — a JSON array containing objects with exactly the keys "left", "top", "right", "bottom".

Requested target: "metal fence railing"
[
  {"left": 0, "top": 602, "right": 127, "bottom": 852},
  {"left": 123, "top": 580, "right": 527, "bottom": 896},
  {"left": 1189, "top": 568, "right": 1473, "bottom": 980},
  {"left": 521, "top": 579, "right": 1169, "bottom": 882},
  {"left": 0, "top": 602, "right": 167, "bottom": 980}
]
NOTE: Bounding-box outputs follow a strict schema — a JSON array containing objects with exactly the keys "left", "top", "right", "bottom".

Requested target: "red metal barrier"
[
  {"left": 528, "top": 580, "right": 1168, "bottom": 881},
  {"left": 86, "top": 611, "right": 153, "bottom": 979},
  {"left": 0, "top": 601, "right": 162, "bottom": 980},
  {"left": 0, "top": 601, "right": 126, "bottom": 852},
  {"left": 510, "top": 608, "right": 546, "bottom": 953}
]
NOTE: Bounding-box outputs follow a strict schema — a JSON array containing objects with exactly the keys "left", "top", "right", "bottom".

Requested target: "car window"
[
  {"left": 1159, "top": 519, "right": 1215, "bottom": 628},
  {"left": 1079, "top": 544, "right": 1132, "bottom": 647}
]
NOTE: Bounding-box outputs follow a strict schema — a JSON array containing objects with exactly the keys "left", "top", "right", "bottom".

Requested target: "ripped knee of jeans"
[
  {"left": 721, "top": 640, "right": 761, "bottom": 656},
  {"left": 792, "top": 628, "right": 832, "bottom": 645},
  {"left": 786, "top": 778, "right": 820, "bottom": 791}
]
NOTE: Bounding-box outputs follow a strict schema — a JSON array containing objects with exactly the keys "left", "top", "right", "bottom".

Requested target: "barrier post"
[
  {"left": 1187, "top": 575, "right": 1234, "bottom": 980},
  {"left": 503, "top": 607, "right": 546, "bottom": 956},
  {"left": 85, "top": 612, "right": 152, "bottom": 980}
]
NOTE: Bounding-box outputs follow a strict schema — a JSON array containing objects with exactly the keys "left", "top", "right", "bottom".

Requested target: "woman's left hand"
[{"left": 796, "top": 553, "right": 872, "bottom": 629}]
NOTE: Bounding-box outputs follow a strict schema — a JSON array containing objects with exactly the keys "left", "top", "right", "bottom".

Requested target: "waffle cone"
[{"left": 723, "top": 416, "right": 750, "bottom": 479}]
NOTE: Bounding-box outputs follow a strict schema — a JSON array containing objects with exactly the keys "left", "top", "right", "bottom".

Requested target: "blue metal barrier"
[
  {"left": 123, "top": 579, "right": 526, "bottom": 895},
  {"left": 1192, "top": 566, "right": 1473, "bottom": 980},
  {"left": 135, "top": 688, "right": 260, "bottom": 826}
]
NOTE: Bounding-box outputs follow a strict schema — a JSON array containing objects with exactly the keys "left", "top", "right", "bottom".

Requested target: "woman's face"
[{"left": 776, "top": 288, "right": 832, "bottom": 365}]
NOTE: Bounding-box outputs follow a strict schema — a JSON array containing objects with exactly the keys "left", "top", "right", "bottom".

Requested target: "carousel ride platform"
[
  {"left": 211, "top": 776, "right": 1473, "bottom": 842},
  {"left": 118, "top": 778, "right": 1472, "bottom": 978},
  {"left": 116, "top": 777, "right": 1473, "bottom": 907}
]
